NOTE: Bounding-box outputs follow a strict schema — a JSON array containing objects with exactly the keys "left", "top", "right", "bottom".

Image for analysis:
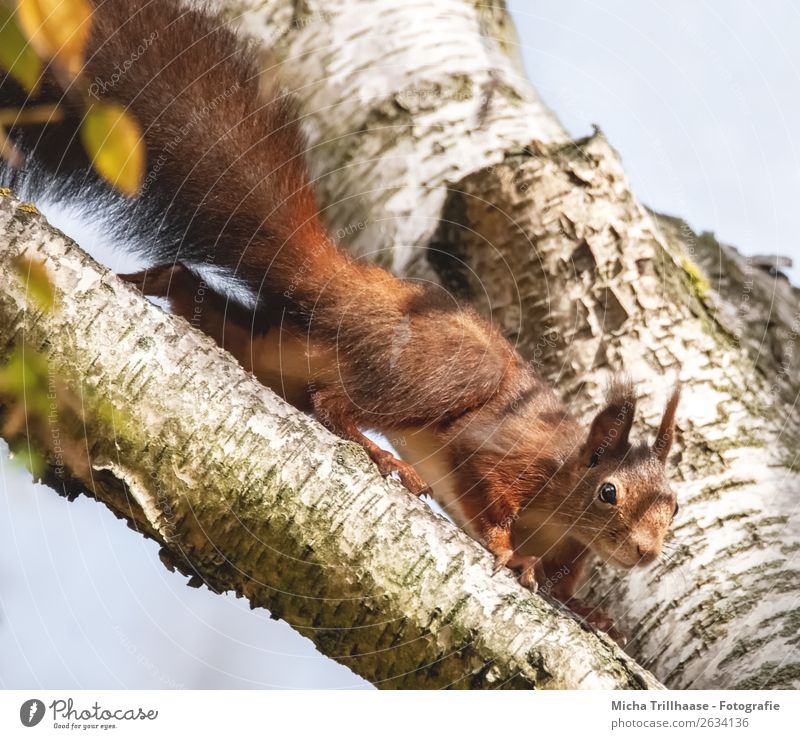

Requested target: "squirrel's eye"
[
  {"left": 673, "top": 501, "right": 680, "bottom": 518},
  {"left": 598, "top": 482, "right": 617, "bottom": 505}
]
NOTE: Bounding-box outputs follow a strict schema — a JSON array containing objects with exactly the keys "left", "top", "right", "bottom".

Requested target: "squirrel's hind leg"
[{"left": 310, "top": 386, "right": 432, "bottom": 497}]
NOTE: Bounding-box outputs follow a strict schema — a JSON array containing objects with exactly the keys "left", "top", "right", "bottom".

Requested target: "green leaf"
[
  {"left": 0, "top": 5, "right": 42, "bottom": 92},
  {"left": 0, "top": 348, "right": 39, "bottom": 396},
  {"left": 80, "top": 102, "right": 145, "bottom": 196},
  {"left": 0, "top": 344, "right": 48, "bottom": 390}
]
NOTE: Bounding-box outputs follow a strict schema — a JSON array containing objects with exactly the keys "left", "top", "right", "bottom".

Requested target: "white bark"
[
  {"left": 220, "top": 0, "right": 800, "bottom": 688},
  {"left": 0, "top": 189, "right": 661, "bottom": 689},
  {"left": 218, "top": 0, "right": 566, "bottom": 275},
  {"left": 434, "top": 137, "right": 800, "bottom": 690}
]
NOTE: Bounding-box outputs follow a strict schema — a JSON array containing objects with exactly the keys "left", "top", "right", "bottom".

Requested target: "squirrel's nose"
[{"left": 636, "top": 544, "right": 658, "bottom": 565}]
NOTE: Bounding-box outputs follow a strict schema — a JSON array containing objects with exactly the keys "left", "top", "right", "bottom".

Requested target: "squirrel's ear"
[
  {"left": 653, "top": 382, "right": 681, "bottom": 465},
  {"left": 582, "top": 376, "right": 637, "bottom": 466}
]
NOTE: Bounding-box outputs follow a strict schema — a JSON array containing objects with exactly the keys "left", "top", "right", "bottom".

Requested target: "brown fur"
[{"left": 2, "top": 0, "right": 681, "bottom": 637}]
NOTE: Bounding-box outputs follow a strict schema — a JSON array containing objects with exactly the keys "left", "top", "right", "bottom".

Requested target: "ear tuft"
[
  {"left": 605, "top": 375, "right": 637, "bottom": 411},
  {"left": 653, "top": 381, "right": 681, "bottom": 464},
  {"left": 582, "top": 374, "right": 638, "bottom": 465}
]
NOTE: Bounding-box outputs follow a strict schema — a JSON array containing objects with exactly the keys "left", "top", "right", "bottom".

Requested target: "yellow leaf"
[
  {"left": 0, "top": 5, "right": 42, "bottom": 92},
  {"left": 14, "top": 253, "right": 55, "bottom": 310},
  {"left": 80, "top": 102, "right": 145, "bottom": 196},
  {"left": 15, "top": 0, "right": 92, "bottom": 78}
]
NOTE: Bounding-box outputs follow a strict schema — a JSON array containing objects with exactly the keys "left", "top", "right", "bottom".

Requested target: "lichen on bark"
[
  {"left": 218, "top": 0, "right": 800, "bottom": 688},
  {"left": 0, "top": 189, "right": 661, "bottom": 689}
]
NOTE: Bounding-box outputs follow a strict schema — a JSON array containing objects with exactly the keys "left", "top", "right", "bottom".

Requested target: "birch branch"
[
  {"left": 0, "top": 189, "right": 661, "bottom": 690},
  {"left": 219, "top": 0, "right": 800, "bottom": 689}
]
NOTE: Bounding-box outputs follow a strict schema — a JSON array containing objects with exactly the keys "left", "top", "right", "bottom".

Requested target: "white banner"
[{"left": 1, "top": 690, "right": 796, "bottom": 738}]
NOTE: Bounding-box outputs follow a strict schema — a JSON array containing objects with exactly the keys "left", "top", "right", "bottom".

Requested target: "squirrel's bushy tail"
[{"left": 0, "top": 0, "right": 340, "bottom": 310}]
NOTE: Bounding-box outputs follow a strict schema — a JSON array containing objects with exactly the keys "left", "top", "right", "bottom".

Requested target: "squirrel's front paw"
[
  {"left": 508, "top": 553, "right": 543, "bottom": 592},
  {"left": 492, "top": 548, "right": 514, "bottom": 576},
  {"left": 491, "top": 550, "right": 543, "bottom": 592},
  {"left": 563, "top": 598, "right": 627, "bottom": 645}
]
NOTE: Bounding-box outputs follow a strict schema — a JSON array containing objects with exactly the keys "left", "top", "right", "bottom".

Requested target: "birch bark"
[
  {"left": 219, "top": 0, "right": 800, "bottom": 688},
  {"left": 0, "top": 189, "right": 660, "bottom": 689}
]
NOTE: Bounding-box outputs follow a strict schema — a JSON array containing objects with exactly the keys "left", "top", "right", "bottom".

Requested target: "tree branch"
[
  {"left": 0, "top": 189, "right": 661, "bottom": 689},
  {"left": 222, "top": 0, "right": 800, "bottom": 688}
]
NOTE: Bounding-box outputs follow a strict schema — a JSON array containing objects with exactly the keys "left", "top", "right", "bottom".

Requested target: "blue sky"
[{"left": 509, "top": 0, "right": 800, "bottom": 284}]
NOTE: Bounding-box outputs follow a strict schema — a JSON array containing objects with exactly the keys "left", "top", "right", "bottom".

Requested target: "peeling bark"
[
  {"left": 430, "top": 136, "right": 800, "bottom": 689},
  {"left": 0, "top": 190, "right": 661, "bottom": 690},
  {"left": 220, "top": 0, "right": 800, "bottom": 688}
]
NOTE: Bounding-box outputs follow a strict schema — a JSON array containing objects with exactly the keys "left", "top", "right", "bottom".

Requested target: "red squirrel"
[{"left": 0, "top": 0, "right": 680, "bottom": 636}]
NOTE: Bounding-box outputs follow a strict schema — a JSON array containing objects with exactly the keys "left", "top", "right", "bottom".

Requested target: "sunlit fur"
[
  {"left": 451, "top": 377, "right": 680, "bottom": 600},
  {"left": 0, "top": 0, "right": 681, "bottom": 632}
]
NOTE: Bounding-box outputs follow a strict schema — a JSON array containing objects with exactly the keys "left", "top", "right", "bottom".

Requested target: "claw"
[
  {"left": 396, "top": 465, "right": 433, "bottom": 497},
  {"left": 507, "top": 553, "right": 542, "bottom": 592},
  {"left": 492, "top": 549, "right": 513, "bottom": 576},
  {"left": 518, "top": 566, "right": 539, "bottom": 592},
  {"left": 491, "top": 550, "right": 544, "bottom": 591},
  {"left": 372, "top": 450, "right": 431, "bottom": 497}
]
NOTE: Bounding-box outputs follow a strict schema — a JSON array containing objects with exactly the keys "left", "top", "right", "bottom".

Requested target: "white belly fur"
[{"left": 387, "top": 427, "right": 476, "bottom": 538}]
